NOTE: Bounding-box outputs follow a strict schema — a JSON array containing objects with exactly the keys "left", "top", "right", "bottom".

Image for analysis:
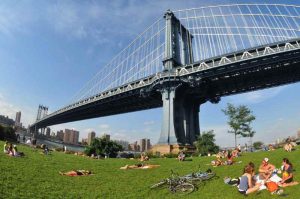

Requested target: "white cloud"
[
  {"left": 99, "top": 124, "right": 110, "bottom": 129},
  {"left": 228, "top": 86, "right": 286, "bottom": 104}
]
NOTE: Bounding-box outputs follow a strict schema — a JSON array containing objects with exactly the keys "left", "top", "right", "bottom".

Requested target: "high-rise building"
[
  {"left": 63, "top": 130, "right": 71, "bottom": 143},
  {"left": 88, "top": 131, "right": 96, "bottom": 145},
  {"left": 146, "top": 139, "right": 151, "bottom": 151},
  {"left": 64, "top": 129, "right": 79, "bottom": 145},
  {"left": 297, "top": 130, "right": 300, "bottom": 139},
  {"left": 46, "top": 127, "right": 51, "bottom": 137},
  {"left": 15, "top": 111, "right": 21, "bottom": 127},
  {"left": 56, "top": 130, "right": 64, "bottom": 141},
  {"left": 139, "top": 139, "right": 146, "bottom": 152},
  {"left": 129, "top": 141, "right": 139, "bottom": 151},
  {"left": 139, "top": 138, "right": 151, "bottom": 152},
  {"left": 102, "top": 134, "right": 110, "bottom": 141}
]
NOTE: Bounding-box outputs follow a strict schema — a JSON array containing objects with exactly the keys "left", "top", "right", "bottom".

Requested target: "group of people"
[
  {"left": 238, "top": 157, "right": 298, "bottom": 195},
  {"left": 211, "top": 148, "right": 240, "bottom": 166},
  {"left": 3, "top": 141, "right": 24, "bottom": 157}
]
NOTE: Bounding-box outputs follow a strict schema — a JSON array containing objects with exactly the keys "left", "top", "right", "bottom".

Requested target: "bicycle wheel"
[
  {"left": 150, "top": 180, "right": 167, "bottom": 189},
  {"left": 174, "top": 183, "right": 194, "bottom": 194}
]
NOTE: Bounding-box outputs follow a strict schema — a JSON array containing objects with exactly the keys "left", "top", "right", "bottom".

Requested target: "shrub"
[{"left": 163, "top": 153, "right": 178, "bottom": 158}]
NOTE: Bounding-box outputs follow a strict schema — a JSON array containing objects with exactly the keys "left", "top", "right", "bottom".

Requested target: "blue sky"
[{"left": 0, "top": 0, "right": 300, "bottom": 147}]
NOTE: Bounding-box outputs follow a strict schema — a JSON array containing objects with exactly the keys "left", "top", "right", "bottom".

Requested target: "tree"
[
  {"left": 244, "top": 130, "right": 255, "bottom": 148},
  {"left": 253, "top": 141, "right": 263, "bottom": 150},
  {"left": 194, "top": 130, "right": 219, "bottom": 156},
  {"left": 0, "top": 125, "right": 17, "bottom": 141},
  {"left": 222, "top": 103, "right": 256, "bottom": 147},
  {"left": 84, "top": 137, "right": 123, "bottom": 158}
]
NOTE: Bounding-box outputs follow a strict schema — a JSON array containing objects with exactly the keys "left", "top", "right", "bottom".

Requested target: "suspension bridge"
[{"left": 30, "top": 4, "right": 300, "bottom": 153}]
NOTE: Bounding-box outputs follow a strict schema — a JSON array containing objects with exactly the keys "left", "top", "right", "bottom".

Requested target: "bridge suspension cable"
[
  {"left": 174, "top": 4, "right": 300, "bottom": 62},
  {"left": 69, "top": 4, "right": 300, "bottom": 105},
  {"left": 69, "top": 18, "right": 165, "bottom": 104}
]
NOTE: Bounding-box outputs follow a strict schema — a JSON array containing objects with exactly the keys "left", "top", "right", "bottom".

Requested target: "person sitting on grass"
[
  {"left": 7, "top": 143, "right": 14, "bottom": 156},
  {"left": 3, "top": 141, "right": 9, "bottom": 154},
  {"left": 259, "top": 158, "right": 275, "bottom": 180},
  {"left": 140, "top": 153, "right": 149, "bottom": 161},
  {"left": 59, "top": 170, "right": 92, "bottom": 176},
  {"left": 238, "top": 164, "right": 261, "bottom": 195},
  {"left": 278, "top": 158, "right": 299, "bottom": 187},
  {"left": 283, "top": 143, "right": 293, "bottom": 152},
  {"left": 225, "top": 153, "right": 234, "bottom": 165},
  {"left": 12, "top": 145, "right": 24, "bottom": 157},
  {"left": 178, "top": 151, "right": 185, "bottom": 161},
  {"left": 231, "top": 148, "right": 240, "bottom": 158}
]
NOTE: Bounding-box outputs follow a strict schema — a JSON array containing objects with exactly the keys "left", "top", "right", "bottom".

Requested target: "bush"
[
  {"left": 145, "top": 151, "right": 159, "bottom": 158},
  {"left": 163, "top": 153, "right": 178, "bottom": 158},
  {"left": 253, "top": 141, "right": 264, "bottom": 150}
]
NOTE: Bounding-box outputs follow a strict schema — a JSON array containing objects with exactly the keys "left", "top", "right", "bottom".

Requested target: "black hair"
[{"left": 283, "top": 158, "right": 293, "bottom": 167}]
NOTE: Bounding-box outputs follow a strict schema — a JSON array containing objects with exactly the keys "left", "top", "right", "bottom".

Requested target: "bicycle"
[
  {"left": 182, "top": 167, "right": 217, "bottom": 183},
  {"left": 150, "top": 170, "right": 195, "bottom": 194}
]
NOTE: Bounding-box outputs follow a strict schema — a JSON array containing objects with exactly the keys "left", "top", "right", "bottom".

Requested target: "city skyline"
[{"left": 1, "top": 0, "right": 300, "bottom": 147}]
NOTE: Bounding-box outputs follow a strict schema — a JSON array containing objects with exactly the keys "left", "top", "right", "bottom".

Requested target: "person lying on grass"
[
  {"left": 120, "top": 163, "right": 160, "bottom": 170},
  {"left": 211, "top": 152, "right": 235, "bottom": 166},
  {"left": 278, "top": 158, "right": 299, "bottom": 187},
  {"left": 59, "top": 170, "right": 92, "bottom": 176},
  {"left": 238, "top": 164, "right": 261, "bottom": 195},
  {"left": 211, "top": 157, "right": 223, "bottom": 167},
  {"left": 259, "top": 158, "right": 275, "bottom": 180}
]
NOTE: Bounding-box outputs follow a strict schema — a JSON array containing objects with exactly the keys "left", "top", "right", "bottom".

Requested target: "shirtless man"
[{"left": 259, "top": 158, "right": 275, "bottom": 180}]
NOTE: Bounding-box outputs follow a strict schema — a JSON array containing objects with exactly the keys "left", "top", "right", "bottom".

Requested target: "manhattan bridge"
[{"left": 30, "top": 4, "right": 300, "bottom": 151}]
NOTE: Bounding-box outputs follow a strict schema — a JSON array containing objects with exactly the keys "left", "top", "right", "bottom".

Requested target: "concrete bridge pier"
[{"left": 154, "top": 86, "right": 204, "bottom": 154}]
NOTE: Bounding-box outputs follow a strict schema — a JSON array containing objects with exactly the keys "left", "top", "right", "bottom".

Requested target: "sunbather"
[
  {"left": 59, "top": 170, "right": 92, "bottom": 176},
  {"left": 120, "top": 163, "right": 160, "bottom": 170}
]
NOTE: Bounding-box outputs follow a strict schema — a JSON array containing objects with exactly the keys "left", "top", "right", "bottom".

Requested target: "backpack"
[{"left": 266, "top": 181, "right": 278, "bottom": 192}]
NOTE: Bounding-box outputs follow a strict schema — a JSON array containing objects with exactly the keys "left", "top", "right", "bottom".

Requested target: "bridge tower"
[
  {"left": 154, "top": 10, "right": 201, "bottom": 154},
  {"left": 33, "top": 105, "right": 48, "bottom": 136}
]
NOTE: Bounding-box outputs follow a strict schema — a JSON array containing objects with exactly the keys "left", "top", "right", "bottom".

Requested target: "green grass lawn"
[{"left": 1, "top": 141, "right": 299, "bottom": 199}]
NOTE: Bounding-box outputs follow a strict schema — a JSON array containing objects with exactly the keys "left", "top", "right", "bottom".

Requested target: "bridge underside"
[{"left": 32, "top": 48, "right": 300, "bottom": 146}]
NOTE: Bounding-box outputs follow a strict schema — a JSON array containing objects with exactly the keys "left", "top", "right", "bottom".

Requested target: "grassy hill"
[{"left": 0, "top": 141, "right": 299, "bottom": 199}]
